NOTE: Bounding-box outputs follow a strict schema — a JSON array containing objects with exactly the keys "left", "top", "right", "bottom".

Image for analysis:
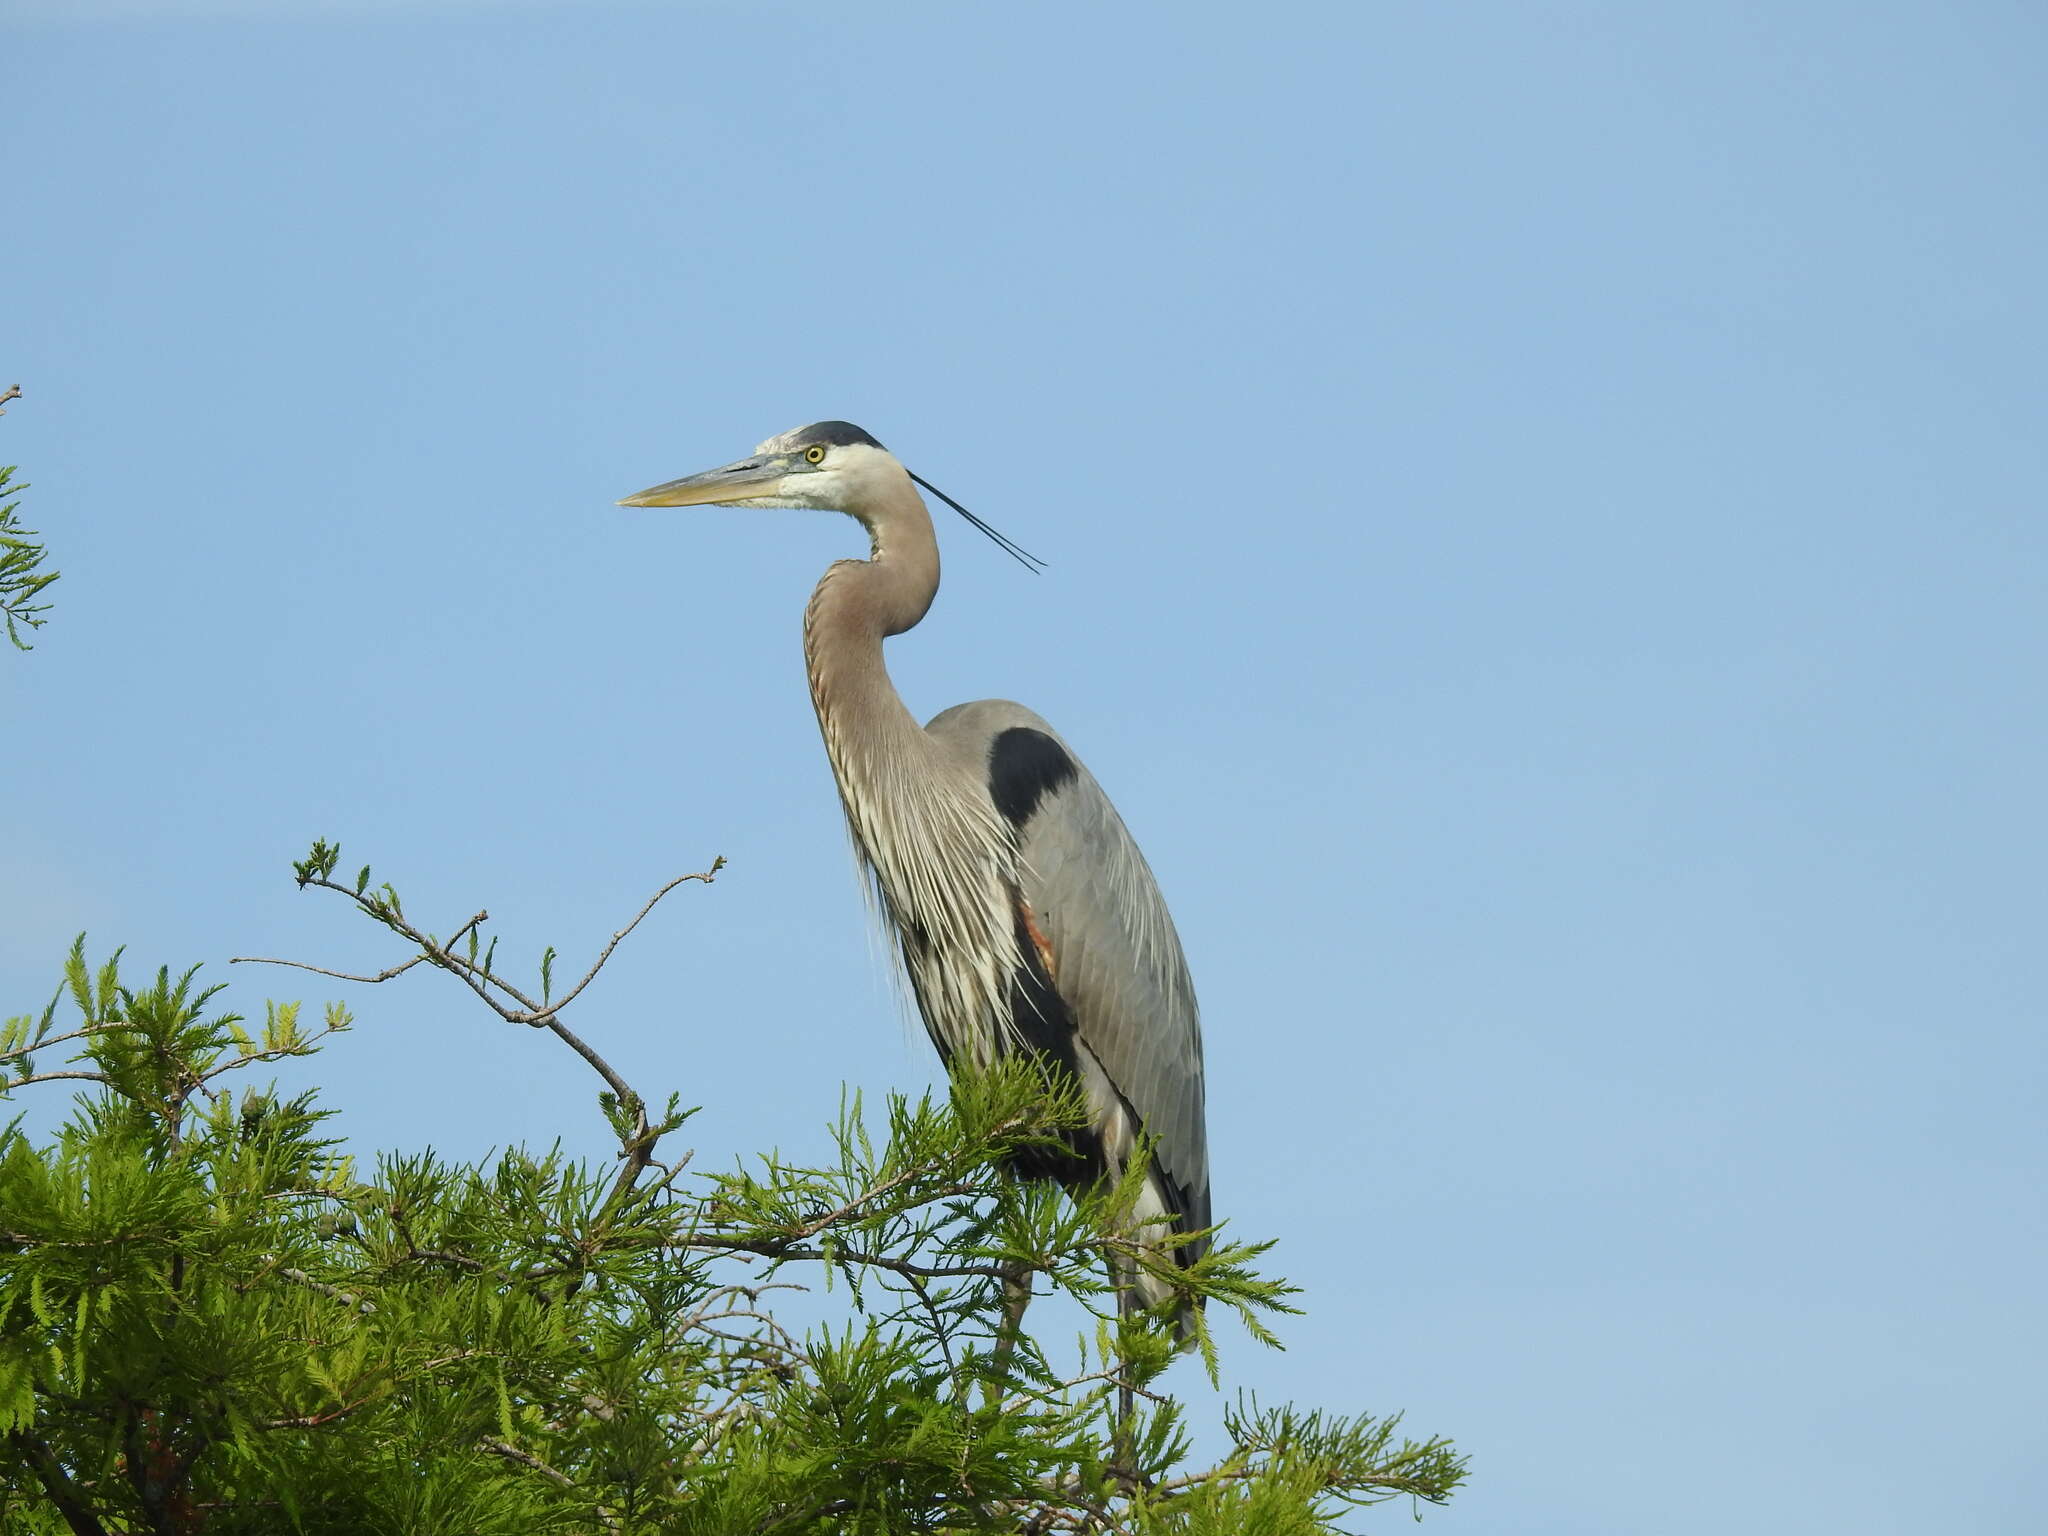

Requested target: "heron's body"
[{"left": 624, "top": 421, "right": 1209, "bottom": 1329}]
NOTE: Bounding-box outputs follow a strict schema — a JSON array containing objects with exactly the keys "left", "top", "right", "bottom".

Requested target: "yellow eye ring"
[{"left": 804, "top": 445, "right": 827, "bottom": 465}]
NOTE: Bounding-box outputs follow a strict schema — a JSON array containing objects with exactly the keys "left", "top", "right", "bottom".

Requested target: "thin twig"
[
  {"left": 507, "top": 865, "right": 724, "bottom": 1023},
  {"left": 2, "top": 1230, "right": 144, "bottom": 1249},
  {"left": 192, "top": 1024, "right": 350, "bottom": 1086},
  {"left": 674, "top": 1282, "right": 804, "bottom": 1339},
  {"left": 0, "top": 1021, "right": 130, "bottom": 1063},
  {"left": 903, "top": 1269, "right": 959, "bottom": 1381},
  {"left": 681, "top": 1235, "right": 1015, "bottom": 1282},
  {"left": 2, "top": 1070, "right": 110, "bottom": 1091},
  {"left": 691, "top": 1323, "right": 808, "bottom": 1362},
  {"left": 1049, "top": 1368, "right": 1167, "bottom": 1408},
  {"left": 260, "top": 1398, "right": 376, "bottom": 1430},
  {"left": 276, "top": 1268, "right": 376, "bottom": 1315},
  {"left": 1144, "top": 1465, "right": 1259, "bottom": 1500},
  {"left": 477, "top": 1438, "right": 576, "bottom": 1489},
  {"left": 225, "top": 950, "right": 434, "bottom": 986},
  {"left": 681, "top": 1401, "right": 764, "bottom": 1461},
  {"left": 239, "top": 872, "right": 719, "bottom": 1139},
  {"left": 234, "top": 871, "right": 720, "bottom": 1214}
]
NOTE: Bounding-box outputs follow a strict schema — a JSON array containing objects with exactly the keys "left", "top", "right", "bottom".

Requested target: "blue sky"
[{"left": 6, "top": 2, "right": 2045, "bottom": 1530}]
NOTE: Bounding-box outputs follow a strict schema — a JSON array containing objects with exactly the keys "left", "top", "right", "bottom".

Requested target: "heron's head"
[
  {"left": 618, "top": 420, "right": 1043, "bottom": 570},
  {"left": 617, "top": 420, "right": 902, "bottom": 514}
]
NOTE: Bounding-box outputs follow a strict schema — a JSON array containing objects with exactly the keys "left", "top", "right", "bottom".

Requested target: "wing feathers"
[{"left": 976, "top": 715, "right": 1211, "bottom": 1261}]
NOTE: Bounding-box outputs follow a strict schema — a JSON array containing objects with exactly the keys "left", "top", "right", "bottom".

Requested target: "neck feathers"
[{"left": 803, "top": 545, "right": 1026, "bottom": 1066}]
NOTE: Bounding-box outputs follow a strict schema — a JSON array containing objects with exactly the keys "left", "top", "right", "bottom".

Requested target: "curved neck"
[
  {"left": 800, "top": 476, "right": 1025, "bottom": 1054},
  {"left": 803, "top": 480, "right": 943, "bottom": 779}
]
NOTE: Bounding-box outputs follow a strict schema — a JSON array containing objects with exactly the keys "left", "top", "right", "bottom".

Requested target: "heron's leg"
[
  {"left": 1108, "top": 1255, "right": 1139, "bottom": 1484},
  {"left": 1114, "top": 1379, "right": 1136, "bottom": 1478},
  {"left": 985, "top": 1258, "right": 1033, "bottom": 1412}
]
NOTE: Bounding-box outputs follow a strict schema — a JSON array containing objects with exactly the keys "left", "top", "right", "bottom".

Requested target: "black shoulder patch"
[
  {"left": 792, "top": 419, "right": 886, "bottom": 450},
  {"left": 988, "top": 727, "right": 1078, "bottom": 828}
]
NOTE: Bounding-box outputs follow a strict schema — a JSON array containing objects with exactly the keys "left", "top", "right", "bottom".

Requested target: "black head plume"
[{"left": 908, "top": 471, "right": 1046, "bottom": 573}]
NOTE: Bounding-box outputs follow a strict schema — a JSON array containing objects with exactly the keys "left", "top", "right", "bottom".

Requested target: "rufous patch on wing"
[{"left": 1019, "top": 901, "right": 1057, "bottom": 981}]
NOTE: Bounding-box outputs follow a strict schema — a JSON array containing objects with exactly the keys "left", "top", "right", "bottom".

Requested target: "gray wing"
[{"left": 925, "top": 699, "right": 1211, "bottom": 1250}]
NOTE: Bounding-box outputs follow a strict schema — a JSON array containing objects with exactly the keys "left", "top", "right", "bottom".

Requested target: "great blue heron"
[{"left": 621, "top": 421, "right": 1209, "bottom": 1338}]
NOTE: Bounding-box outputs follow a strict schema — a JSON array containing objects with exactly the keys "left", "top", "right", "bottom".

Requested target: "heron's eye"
[{"left": 804, "top": 445, "right": 827, "bottom": 465}]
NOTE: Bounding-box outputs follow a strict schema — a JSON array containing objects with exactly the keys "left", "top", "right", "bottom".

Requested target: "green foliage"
[
  {"left": 0, "top": 465, "right": 58, "bottom": 650},
  {"left": 0, "top": 849, "right": 1466, "bottom": 1533}
]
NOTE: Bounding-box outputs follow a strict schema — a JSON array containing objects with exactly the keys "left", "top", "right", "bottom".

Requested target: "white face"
[{"left": 742, "top": 437, "right": 903, "bottom": 512}]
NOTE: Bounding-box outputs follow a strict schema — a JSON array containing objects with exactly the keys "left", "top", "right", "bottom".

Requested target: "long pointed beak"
[{"left": 617, "top": 454, "right": 794, "bottom": 508}]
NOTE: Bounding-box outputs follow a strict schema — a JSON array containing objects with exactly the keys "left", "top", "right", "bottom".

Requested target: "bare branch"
[
  {"left": 477, "top": 1437, "right": 576, "bottom": 1489},
  {"left": 3, "top": 1230, "right": 136, "bottom": 1250},
  {"left": 681, "top": 1401, "right": 764, "bottom": 1461},
  {"left": 259, "top": 1398, "right": 376, "bottom": 1431},
  {"left": 226, "top": 950, "right": 435, "bottom": 986},
  {"left": 3, "top": 1069, "right": 110, "bottom": 1092},
  {"left": 786, "top": 1163, "right": 931, "bottom": 1240},
  {"left": 505, "top": 864, "right": 724, "bottom": 1023},
  {"left": 235, "top": 868, "right": 712, "bottom": 1215},
  {"left": 276, "top": 1268, "right": 376, "bottom": 1315},
  {"left": 674, "top": 1281, "right": 805, "bottom": 1339},
  {"left": 1143, "top": 1465, "right": 1259, "bottom": 1500},
  {"left": 238, "top": 870, "right": 722, "bottom": 1164},
  {"left": 0, "top": 1021, "right": 131, "bottom": 1063},
  {"left": 690, "top": 1323, "right": 808, "bottom": 1364},
  {"left": 0, "top": 385, "right": 19, "bottom": 416},
  {"left": 192, "top": 1023, "right": 351, "bottom": 1087},
  {"left": 680, "top": 1235, "right": 1015, "bottom": 1282},
  {"left": 481, "top": 1431, "right": 626, "bottom": 1536},
  {"left": 230, "top": 906, "right": 486, "bottom": 987},
  {"left": 1047, "top": 1367, "right": 1168, "bottom": 1408}
]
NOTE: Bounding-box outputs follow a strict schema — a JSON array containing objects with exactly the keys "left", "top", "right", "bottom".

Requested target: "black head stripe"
[{"left": 791, "top": 420, "right": 887, "bottom": 450}]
